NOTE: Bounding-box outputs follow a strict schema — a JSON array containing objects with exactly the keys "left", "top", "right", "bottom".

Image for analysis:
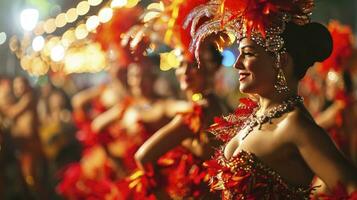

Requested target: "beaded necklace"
[{"left": 241, "top": 95, "right": 304, "bottom": 140}]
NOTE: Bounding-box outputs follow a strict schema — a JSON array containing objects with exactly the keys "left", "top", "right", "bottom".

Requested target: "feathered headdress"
[
  {"left": 120, "top": 0, "right": 213, "bottom": 70},
  {"left": 93, "top": 7, "right": 142, "bottom": 67},
  {"left": 183, "top": 0, "right": 314, "bottom": 61},
  {"left": 121, "top": 0, "right": 209, "bottom": 56},
  {"left": 320, "top": 20, "right": 354, "bottom": 74}
]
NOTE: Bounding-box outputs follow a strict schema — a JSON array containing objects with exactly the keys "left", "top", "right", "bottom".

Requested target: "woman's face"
[
  {"left": 234, "top": 38, "right": 276, "bottom": 95},
  {"left": 13, "top": 77, "right": 28, "bottom": 98},
  {"left": 176, "top": 61, "right": 204, "bottom": 93},
  {"left": 108, "top": 66, "right": 128, "bottom": 85},
  {"left": 49, "top": 92, "right": 65, "bottom": 111},
  {"left": 128, "top": 64, "right": 155, "bottom": 98},
  {"left": 175, "top": 48, "right": 220, "bottom": 93}
]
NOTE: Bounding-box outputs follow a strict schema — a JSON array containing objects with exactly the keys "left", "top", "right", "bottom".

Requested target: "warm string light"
[
  {"left": 0, "top": 32, "right": 7, "bottom": 45},
  {"left": 33, "top": 0, "right": 103, "bottom": 36},
  {"left": 11, "top": 0, "right": 141, "bottom": 76}
]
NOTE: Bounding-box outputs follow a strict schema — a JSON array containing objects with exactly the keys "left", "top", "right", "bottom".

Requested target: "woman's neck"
[{"left": 257, "top": 87, "right": 298, "bottom": 115}]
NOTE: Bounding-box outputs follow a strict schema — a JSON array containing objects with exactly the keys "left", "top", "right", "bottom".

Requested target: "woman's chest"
[
  {"left": 223, "top": 128, "right": 313, "bottom": 185},
  {"left": 225, "top": 126, "right": 293, "bottom": 164}
]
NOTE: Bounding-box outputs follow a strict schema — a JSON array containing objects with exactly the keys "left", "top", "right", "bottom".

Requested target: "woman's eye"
[{"left": 242, "top": 52, "right": 254, "bottom": 56}]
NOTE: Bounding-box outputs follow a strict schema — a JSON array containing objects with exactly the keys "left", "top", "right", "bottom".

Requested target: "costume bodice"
[
  {"left": 206, "top": 98, "right": 314, "bottom": 199},
  {"left": 205, "top": 149, "right": 313, "bottom": 200}
]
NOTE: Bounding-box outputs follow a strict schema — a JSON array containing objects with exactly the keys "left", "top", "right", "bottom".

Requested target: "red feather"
[
  {"left": 222, "top": 0, "right": 313, "bottom": 37},
  {"left": 93, "top": 7, "right": 142, "bottom": 66},
  {"left": 320, "top": 20, "right": 354, "bottom": 74},
  {"left": 175, "top": 0, "right": 209, "bottom": 59}
]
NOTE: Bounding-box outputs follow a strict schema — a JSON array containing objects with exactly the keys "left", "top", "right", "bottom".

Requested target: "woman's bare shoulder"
[{"left": 278, "top": 108, "right": 329, "bottom": 145}]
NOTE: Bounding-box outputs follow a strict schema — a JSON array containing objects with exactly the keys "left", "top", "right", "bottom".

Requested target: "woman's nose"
[
  {"left": 233, "top": 53, "right": 244, "bottom": 69},
  {"left": 175, "top": 66, "right": 185, "bottom": 77}
]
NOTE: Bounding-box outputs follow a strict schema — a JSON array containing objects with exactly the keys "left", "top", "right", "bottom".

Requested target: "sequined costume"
[
  {"left": 205, "top": 150, "right": 314, "bottom": 200},
  {"left": 204, "top": 98, "right": 316, "bottom": 200},
  {"left": 58, "top": 92, "right": 156, "bottom": 197},
  {"left": 128, "top": 103, "right": 214, "bottom": 200}
]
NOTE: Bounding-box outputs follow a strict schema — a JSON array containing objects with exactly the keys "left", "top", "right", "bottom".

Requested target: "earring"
[{"left": 274, "top": 53, "right": 290, "bottom": 93}]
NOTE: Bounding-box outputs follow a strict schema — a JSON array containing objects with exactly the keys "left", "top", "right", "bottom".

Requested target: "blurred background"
[
  {"left": 0, "top": 0, "right": 356, "bottom": 199},
  {"left": 0, "top": 0, "right": 356, "bottom": 75}
]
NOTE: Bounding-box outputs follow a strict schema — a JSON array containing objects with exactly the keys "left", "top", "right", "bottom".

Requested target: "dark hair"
[
  {"left": 343, "top": 71, "right": 353, "bottom": 94},
  {"left": 281, "top": 22, "right": 333, "bottom": 80},
  {"left": 208, "top": 44, "right": 223, "bottom": 65},
  {"left": 200, "top": 33, "right": 224, "bottom": 66}
]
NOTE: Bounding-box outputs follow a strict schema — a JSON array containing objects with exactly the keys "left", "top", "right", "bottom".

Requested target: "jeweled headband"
[{"left": 183, "top": 0, "right": 314, "bottom": 61}]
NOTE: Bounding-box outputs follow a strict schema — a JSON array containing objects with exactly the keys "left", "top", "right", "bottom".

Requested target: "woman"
[
  {"left": 57, "top": 58, "right": 174, "bottom": 199},
  {"left": 184, "top": 0, "right": 357, "bottom": 199},
  {"left": 5, "top": 77, "right": 49, "bottom": 199},
  {"left": 314, "top": 21, "right": 355, "bottom": 157},
  {"left": 129, "top": 39, "right": 229, "bottom": 199}
]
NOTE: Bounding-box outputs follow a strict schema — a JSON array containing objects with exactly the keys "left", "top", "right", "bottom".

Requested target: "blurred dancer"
[
  {"left": 57, "top": 7, "right": 176, "bottom": 199},
  {"left": 4, "top": 77, "right": 48, "bottom": 199},
  {"left": 122, "top": 1, "right": 229, "bottom": 199},
  {"left": 315, "top": 21, "right": 356, "bottom": 157},
  {"left": 37, "top": 81, "right": 54, "bottom": 125},
  {"left": 310, "top": 21, "right": 357, "bottom": 198},
  {"left": 132, "top": 41, "right": 228, "bottom": 199}
]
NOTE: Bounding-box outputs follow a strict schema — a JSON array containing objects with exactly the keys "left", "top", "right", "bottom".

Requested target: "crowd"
[{"left": 0, "top": 76, "right": 78, "bottom": 199}]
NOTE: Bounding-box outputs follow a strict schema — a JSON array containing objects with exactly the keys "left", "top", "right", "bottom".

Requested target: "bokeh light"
[
  {"left": 20, "top": 8, "right": 39, "bottom": 31},
  {"left": 44, "top": 19, "right": 56, "bottom": 34},
  {"left": 66, "top": 8, "right": 78, "bottom": 23},
  {"left": 88, "top": 0, "right": 103, "bottom": 6},
  {"left": 55, "top": 13, "right": 67, "bottom": 28},
  {"left": 126, "top": 0, "right": 140, "bottom": 8},
  {"left": 77, "top": 1, "right": 90, "bottom": 16},
  {"left": 222, "top": 49, "right": 236, "bottom": 67},
  {"left": 111, "top": 0, "right": 127, "bottom": 8},
  {"left": 51, "top": 44, "right": 65, "bottom": 62},
  {"left": 61, "top": 29, "right": 76, "bottom": 47},
  {"left": 32, "top": 36, "right": 45, "bottom": 51},
  {"left": 75, "top": 24, "right": 88, "bottom": 39},
  {"left": 86, "top": 16, "right": 100, "bottom": 31},
  {"left": 0, "top": 32, "right": 7, "bottom": 45},
  {"left": 98, "top": 7, "right": 113, "bottom": 23}
]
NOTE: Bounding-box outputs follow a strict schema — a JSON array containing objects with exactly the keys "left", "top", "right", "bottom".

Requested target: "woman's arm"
[
  {"left": 71, "top": 87, "right": 101, "bottom": 110},
  {"left": 315, "top": 101, "right": 345, "bottom": 129},
  {"left": 293, "top": 115, "right": 357, "bottom": 194},
  {"left": 135, "top": 115, "right": 193, "bottom": 170},
  {"left": 5, "top": 93, "right": 32, "bottom": 119},
  {"left": 91, "top": 104, "right": 122, "bottom": 133}
]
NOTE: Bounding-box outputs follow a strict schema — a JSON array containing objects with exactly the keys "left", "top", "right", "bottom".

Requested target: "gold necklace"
[{"left": 241, "top": 95, "right": 304, "bottom": 140}]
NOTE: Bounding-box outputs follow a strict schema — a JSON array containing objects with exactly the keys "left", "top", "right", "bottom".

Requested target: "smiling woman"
[{"left": 184, "top": 0, "right": 357, "bottom": 199}]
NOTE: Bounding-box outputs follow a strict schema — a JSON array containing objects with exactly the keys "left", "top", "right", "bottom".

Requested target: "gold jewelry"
[
  {"left": 241, "top": 95, "right": 303, "bottom": 140},
  {"left": 274, "top": 53, "right": 290, "bottom": 93}
]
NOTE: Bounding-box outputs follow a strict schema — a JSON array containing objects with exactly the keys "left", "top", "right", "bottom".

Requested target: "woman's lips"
[{"left": 239, "top": 72, "right": 250, "bottom": 81}]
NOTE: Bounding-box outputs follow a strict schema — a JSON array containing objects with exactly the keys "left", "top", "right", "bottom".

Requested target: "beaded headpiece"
[{"left": 183, "top": 0, "right": 314, "bottom": 62}]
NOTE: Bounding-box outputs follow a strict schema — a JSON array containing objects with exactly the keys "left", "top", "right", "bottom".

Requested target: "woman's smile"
[{"left": 239, "top": 72, "right": 251, "bottom": 82}]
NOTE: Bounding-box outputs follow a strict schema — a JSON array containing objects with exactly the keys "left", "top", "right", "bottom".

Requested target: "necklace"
[{"left": 241, "top": 95, "right": 304, "bottom": 140}]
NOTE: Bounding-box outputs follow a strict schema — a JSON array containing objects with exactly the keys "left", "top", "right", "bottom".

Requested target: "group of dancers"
[{"left": 52, "top": 0, "right": 357, "bottom": 199}]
